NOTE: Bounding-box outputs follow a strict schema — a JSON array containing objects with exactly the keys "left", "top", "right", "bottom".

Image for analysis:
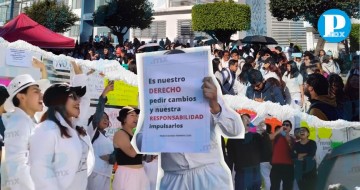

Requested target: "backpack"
[{"left": 220, "top": 68, "right": 235, "bottom": 95}]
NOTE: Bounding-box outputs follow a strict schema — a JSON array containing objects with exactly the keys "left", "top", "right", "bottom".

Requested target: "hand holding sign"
[
  {"left": 202, "top": 77, "right": 220, "bottom": 114},
  {"left": 102, "top": 82, "right": 114, "bottom": 98},
  {"left": 70, "top": 60, "right": 82, "bottom": 75},
  {"left": 32, "top": 57, "right": 45, "bottom": 70},
  {"left": 86, "top": 69, "right": 96, "bottom": 76},
  {"left": 32, "top": 57, "right": 47, "bottom": 79}
]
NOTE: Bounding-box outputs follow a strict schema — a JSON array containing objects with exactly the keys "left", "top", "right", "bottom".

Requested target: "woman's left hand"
[{"left": 100, "top": 154, "right": 110, "bottom": 161}]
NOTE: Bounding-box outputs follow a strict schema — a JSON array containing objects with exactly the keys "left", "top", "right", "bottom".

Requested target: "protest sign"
[
  {"left": 87, "top": 73, "right": 104, "bottom": 100},
  {"left": 6, "top": 48, "right": 32, "bottom": 67},
  {"left": 104, "top": 79, "right": 138, "bottom": 107},
  {"left": 137, "top": 47, "right": 212, "bottom": 153},
  {"left": 53, "top": 58, "right": 71, "bottom": 70}
]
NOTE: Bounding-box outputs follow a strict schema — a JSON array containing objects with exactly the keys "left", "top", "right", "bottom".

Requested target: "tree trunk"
[
  {"left": 344, "top": 39, "right": 349, "bottom": 55},
  {"left": 314, "top": 37, "right": 326, "bottom": 56},
  {"left": 116, "top": 33, "right": 124, "bottom": 46}
]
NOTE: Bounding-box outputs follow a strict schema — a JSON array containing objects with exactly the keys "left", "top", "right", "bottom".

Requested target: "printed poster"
[{"left": 137, "top": 47, "right": 212, "bottom": 153}]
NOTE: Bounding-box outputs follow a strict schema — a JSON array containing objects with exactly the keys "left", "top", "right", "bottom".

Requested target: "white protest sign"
[
  {"left": 6, "top": 48, "right": 32, "bottom": 67},
  {"left": 86, "top": 72, "right": 105, "bottom": 100},
  {"left": 137, "top": 47, "right": 211, "bottom": 153},
  {"left": 53, "top": 58, "right": 71, "bottom": 70}
]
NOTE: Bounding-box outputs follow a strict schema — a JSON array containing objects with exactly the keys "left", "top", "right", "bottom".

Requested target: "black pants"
[
  {"left": 297, "top": 168, "right": 317, "bottom": 190},
  {"left": 270, "top": 164, "right": 294, "bottom": 190}
]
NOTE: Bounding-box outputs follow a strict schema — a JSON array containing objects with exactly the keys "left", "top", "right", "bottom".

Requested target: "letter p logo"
[
  {"left": 318, "top": 9, "right": 351, "bottom": 43},
  {"left": 323, "top": 15, "right": 346, "bottom": 37}
]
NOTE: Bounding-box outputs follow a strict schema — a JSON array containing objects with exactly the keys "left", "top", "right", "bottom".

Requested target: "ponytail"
[{"left": 91, "top": 129, "right": 100, "bottom": 144}]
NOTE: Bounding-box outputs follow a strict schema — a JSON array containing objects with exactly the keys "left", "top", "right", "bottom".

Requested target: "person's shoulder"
[
  {"left": 2, "top": 111, "right": 30, "bottom": 129},
  {"left": 309, "top": 139, "right": 317, "bottom": 145},
  {"left": 35, "top": 120, "right": 60, "bottom": 134},
  {"left": 114, "top": 129, "right": 129, "bottom": 139}
]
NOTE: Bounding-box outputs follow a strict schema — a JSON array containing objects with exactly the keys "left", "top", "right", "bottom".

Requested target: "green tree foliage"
[
  {"left": 24, "top": 0, "right": 79, "bottom": 33},
  {"left": 349, "top": 24, "right": 359, "bottom": 52},
  {"left": 93, "top": 0, "right": 154, "bottom": 45},
  {"left": 269, "top": 0, "right": 359, "bottom": 54},
  {"left": 192, "top": 0, "right": 250, "bottom": 45}
]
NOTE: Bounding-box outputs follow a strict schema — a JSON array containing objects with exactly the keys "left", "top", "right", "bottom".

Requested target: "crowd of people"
[
  {"left": 213, "top": 44, "right": 359, "bottom": 122},
  {"left": 0, "top": 36, "right": 358, "bottom": 190},
  {"left": 211, "top": 43, "right": 359, "bottom": 190}
]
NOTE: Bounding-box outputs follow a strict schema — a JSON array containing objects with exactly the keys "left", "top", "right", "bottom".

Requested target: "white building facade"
[
  {"left": 128, "top": 0, "right": 308, "bottom": 50},
  {"left": 1, "top": 0, "right": 333, "bottom": 51}
]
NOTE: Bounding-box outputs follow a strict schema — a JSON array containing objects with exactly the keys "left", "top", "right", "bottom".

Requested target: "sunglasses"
[
  {"left": 282, "top": 123, "right": 290, "bottom": 127},
  {"left": 68, "top": 93, "right": 80, "bottom": 100}
]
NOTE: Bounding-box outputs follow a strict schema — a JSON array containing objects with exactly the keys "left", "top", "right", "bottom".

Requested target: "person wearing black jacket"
[
  {"left": 246, "top": 69, "right": 285, "bottom": 105},
  {"left": 227, "top": 114, "right": 267, "bottom": 190}
]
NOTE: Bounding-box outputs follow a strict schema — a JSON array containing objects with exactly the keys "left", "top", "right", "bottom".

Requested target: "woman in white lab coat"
[
  {"left": 87, "top": 83, "right": 114, "bottom": 190},
  {"left": 29, "top": 71, "right": 94, "bottom": 190}
]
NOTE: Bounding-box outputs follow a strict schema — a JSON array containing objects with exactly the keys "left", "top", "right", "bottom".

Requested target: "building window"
[
  {"left": 132, "top": 21, "right": 166, "bottom": 40},
  {"left": 177, "top": 20, "right": 194, "bottom": 36},
  {"left": 72, "top": 0, "right": 81, "bottom": 9},
  {"left": 168, "top": 0, "right": 214, "bottom": 7},
  {"left": 69, "top": 25, "right": 80, "bottom": 37},
  {"left": 169, "top": 0, "right": 196, "bottom": 7}
]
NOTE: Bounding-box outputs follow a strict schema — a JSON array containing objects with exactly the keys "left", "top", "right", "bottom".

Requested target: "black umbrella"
[
  {"left": 202, "top": 39, "right": 217, "bottom": 45},
  {"left": 241, "top": 35, "right": 278, "bottom": 45},
  {"left": 138, "top": 43, "right": 160, "bottom": 52},
  {"left": 194, "top": 36, "right": 207, "bottom": 41}
]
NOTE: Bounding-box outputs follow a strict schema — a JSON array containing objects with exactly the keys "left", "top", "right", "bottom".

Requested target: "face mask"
[{"left": 281, "top": 130, "right": 287, "bottom": 137}]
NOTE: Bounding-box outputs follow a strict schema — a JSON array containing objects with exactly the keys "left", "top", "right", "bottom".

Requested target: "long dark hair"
[
  {"left": 328, "top": 74, "right": 344, "bottom": 107},
  {"left": 41, "top": 105, "right": 87, "bottom": 138},
  {"left": 285, "top": 60, "right": 300, "bottom": 78},
  {"left": 344, "top": 71, "right": 359, "bottom": 101},
  {"left": 268, "top": 64, "right": 286, "bottom": 90},
  {"left": 88, "top": 112, "right": 110, "bottom": 144},
  {"left": 41, "top": 106, "right": 71, "bottom": 138},
  {"left": 212, "top": 58, "right": 221, "bottom": 74},
  {"left": 238, "top": 63, "right": 253, "bottom": 84}
]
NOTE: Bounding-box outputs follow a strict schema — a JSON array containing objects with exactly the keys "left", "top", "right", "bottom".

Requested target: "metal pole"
[{"left": 9, "top": 0, "right": 15, "bottom": 20}]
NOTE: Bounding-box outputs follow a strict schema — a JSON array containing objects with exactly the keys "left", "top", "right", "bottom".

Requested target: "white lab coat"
[
  {"left": 29, "top": 74, "right": 94, "bottom": 190},
  {"left": 29, "top": 114, "right": 95, "bottom": 190},
  {"left": 87, "top": 132, "right": 113, "bottom": 190},
  {"left": 1, "top": 108, "right": 36, "bottom": 190}
]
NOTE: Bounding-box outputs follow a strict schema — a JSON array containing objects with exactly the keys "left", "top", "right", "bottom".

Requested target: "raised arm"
[
  {"left": 32, "top": 58, "right": 47, "bottom": 79},
  {"left": 92, "top": 83, "right": 114, "bottom": 129},
  {"left": 203, "top": 77, "right": 243, "bottom": 137},
  {"left": 70, "top": 61, "right": 92, "bottom": 127}
]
